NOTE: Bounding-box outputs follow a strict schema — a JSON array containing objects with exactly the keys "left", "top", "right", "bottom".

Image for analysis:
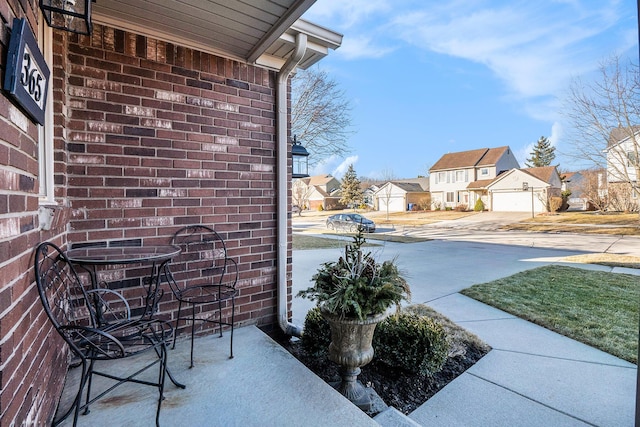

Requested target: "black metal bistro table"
[
  {"left": 65, "top": 244, "right": 185, "bottom": 388},
  {"left": 65, "top": 245, "right": 181, "bottom": 318}
]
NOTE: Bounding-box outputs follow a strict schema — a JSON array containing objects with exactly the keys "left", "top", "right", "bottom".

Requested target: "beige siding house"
[
  {"left": 293, "top": 175, "right": 343, "bottom": 210},
  {"left": 374, "top": 178, "right": 430, "bottom": 212},
  {"left": 488, "top": 166, "right": 562, "bottom": 213},
  {"left": 429, "top": 147, "right": 520, "bottom": 210}
]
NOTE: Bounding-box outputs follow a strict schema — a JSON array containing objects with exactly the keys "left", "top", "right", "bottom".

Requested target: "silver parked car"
[{"left": 326, "top": 213, "right": 376, "bottom": 233}]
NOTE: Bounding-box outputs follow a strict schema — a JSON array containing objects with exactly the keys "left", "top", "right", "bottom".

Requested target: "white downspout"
[{"left": 276, "top": 33, "right": 307, "bottom": 336}]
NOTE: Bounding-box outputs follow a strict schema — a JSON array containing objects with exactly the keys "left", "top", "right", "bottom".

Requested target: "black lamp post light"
[
  {"left": 291, "top": 135, "right": 309, "bottom": 178},
  {"left": 40, "top": 0, "right": 93, "bottom": 35}
]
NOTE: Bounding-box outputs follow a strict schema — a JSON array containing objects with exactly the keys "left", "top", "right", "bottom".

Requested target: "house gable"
[
  {"left": 605, "top": 127, "right": 640, "bottom": 184},
  {"left": 374, "top": 179, "right": 430, "bottom": 212},
  {"left": 487, "top": 168, "right": 549, "bottom": 191}
]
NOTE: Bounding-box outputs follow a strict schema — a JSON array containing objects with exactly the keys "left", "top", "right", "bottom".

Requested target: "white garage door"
[
  {"left": 492, "top": 191, "right": 545, "bottom": 212},
  {"left": 379, "top": 196, "right": 406, "bottom": 212}
]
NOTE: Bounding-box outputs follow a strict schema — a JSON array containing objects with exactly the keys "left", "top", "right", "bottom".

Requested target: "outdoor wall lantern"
[
  {"left": 40, "top": 0, "right": 93, "bottom": 35},
  {"left": 522, "top": 182, "right": 529, "bottom": 191},
  {"left": 291, "top": 135, "right": 310, "bottom": 178}
]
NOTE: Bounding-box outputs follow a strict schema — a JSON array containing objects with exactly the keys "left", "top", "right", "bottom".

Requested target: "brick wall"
[
  {"left": 1, "top": 10, "right": 293, "bottom": 424},
  {"left": 0, "top": 3, "right": 70, "bottom": 425},
  {"left": 64, "top": 24, "right": 285, "bottom": 331}
]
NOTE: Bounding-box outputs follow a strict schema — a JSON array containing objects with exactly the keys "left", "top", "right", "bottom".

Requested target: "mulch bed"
[{"left": 274, "top": 307, "right": 491, "bottom": 416}]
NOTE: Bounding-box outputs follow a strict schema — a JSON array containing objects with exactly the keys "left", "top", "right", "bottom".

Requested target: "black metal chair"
[
  {"left": 34, "top": 242, "right": 176, "bottom": 427},
  {"left": 166, "top": 225, "right": 238, "bottom": 368}
]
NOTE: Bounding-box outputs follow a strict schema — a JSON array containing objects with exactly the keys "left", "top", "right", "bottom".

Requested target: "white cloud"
[
  {"left": 337, "top": 36, "right": 396, "bottom": 60},
  {"left": 332, "top": 156, "right": 359, "bottom": 179},
  {"left": 310, "top": 154, "right": 340, "bottom": 176},
  {"left": 389, "top": 1, "right": 624, "bottom": 99},
  {"left": 549, "top": 122, "right": 563, "bottom": 147},
  {"left": 305, "top": 0, "right": 392, "bottom": 30},
  {"left": 310, "top": 154, "right": 359, "bottom": 178}
]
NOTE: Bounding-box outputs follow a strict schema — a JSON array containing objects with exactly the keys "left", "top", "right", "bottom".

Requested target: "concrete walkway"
[{"left": 410, "top": 292, "right": 637, "bottom": 426}]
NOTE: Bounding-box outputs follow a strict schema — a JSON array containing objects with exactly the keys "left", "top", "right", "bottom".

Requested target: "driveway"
[{"left": 418, "top": 211, "right": 532, "bottom": 230}]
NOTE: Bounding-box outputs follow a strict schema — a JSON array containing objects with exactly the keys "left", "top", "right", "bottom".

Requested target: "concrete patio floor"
[{"left": 55, "top": 326, "right": 378, "bottom": 427}]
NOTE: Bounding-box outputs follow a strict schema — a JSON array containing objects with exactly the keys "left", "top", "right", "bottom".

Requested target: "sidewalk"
[{"left": 410, "top": 292, "right": 637, "bottom": 426}]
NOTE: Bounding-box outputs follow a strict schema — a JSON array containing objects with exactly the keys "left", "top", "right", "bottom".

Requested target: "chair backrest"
[
  {"left": 34, "top": 242, "right": 97, "bottom": 349},
  {"left": 169, "top": 225, "right": 237, "bottom": 291}
]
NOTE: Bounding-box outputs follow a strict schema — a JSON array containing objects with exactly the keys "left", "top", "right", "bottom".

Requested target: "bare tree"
[
  {"left": 563, "top": 56, "right": 640, "bottom": 211},
  {"left": 378, "top": 168, "right": 397, "bottom": 220},
  {"left": 292, "top": 178, "right": 313, "bottom": 216},
  {"left": 576, "top": 169, "right": 608, "bottom": 211},
  {"left": 291, "top": 67, "right": 354, "bottom": 166}
]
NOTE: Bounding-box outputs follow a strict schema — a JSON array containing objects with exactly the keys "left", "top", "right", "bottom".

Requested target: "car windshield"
[{"left": 350, "top": 214, "right": 365, "bottom": 221}]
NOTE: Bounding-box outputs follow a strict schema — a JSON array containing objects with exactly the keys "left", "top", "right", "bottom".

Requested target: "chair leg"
[
  {"left": 172, "top": 300, "right": 183, "bottom": 350},
  {"left": 190, "top": 304, "right": 196, "bottom": 368},
  {"left": 229, "top": 297, "right": 235, "bottom": 359},
  {"left": 155, "top": 344, "right": 168, "bottom": 427},
  {"left": 217, "top": 298, "right": 223, "bottom": 337},
  {"left": 82, "top": 358, "right": 96, "bottom": 415},
  {"left": 53, "top": 358, "right": 88, "bottom": 427}
]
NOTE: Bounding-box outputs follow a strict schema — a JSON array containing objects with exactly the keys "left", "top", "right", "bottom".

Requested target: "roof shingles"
[{"left": 430, "top": 146, "right": 511, "bottom": 171}]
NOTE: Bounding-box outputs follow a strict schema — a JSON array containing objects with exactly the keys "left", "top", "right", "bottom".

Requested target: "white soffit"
[{"left": 92, "top": 0, "right": 342, "bottom": 70}]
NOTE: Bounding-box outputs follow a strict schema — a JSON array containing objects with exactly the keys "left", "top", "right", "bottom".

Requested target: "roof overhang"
[{"left": 92, "top": 0, "right": 342, "bottom": 71}]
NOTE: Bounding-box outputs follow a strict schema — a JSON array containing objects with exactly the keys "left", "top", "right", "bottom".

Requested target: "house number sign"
[{"left": 3, "top": 18, "right": 50, "bottom": 125}]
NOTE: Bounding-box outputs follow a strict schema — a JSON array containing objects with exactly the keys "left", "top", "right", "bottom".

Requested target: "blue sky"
[{"left": 302, "top": 0, "right": 638, "bottom": 180}]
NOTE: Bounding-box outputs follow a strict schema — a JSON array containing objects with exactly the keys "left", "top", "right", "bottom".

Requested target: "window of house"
[
  {"left": 38, "top": 22, "right": 55, "bottom": 204},
  {"left": 456, "top": 170, "right": 464, "bottom": 182},
  {"left": 438, "top": 172, "right": 445, "bottom": 184},
  {"left": 446, "top": 192, "right": 454, "bottom": 203},
  {"left": 627, "top": 151, "right": 637, "bottom": 167},
  {"left": 480, "top": 168, "right": 489, "bottom": 176}
]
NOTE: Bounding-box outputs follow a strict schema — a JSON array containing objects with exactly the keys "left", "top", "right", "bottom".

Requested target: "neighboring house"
[
  {"left": 294, "top": 175, "right": 343, "bottom": 210},
  {"left": 362, "top": 184, "right": 380, "bottom": 209},
  {"left": 605, "top": 127, "right": 640, "bottom": 211},
  {"left": 561, "top": 172, "right": 587, "bottom": 211},
  {"left": 429, "top": 147, "right": 520, "bottom": 210},
  {"left": 487, "top": 166, "right": 562, "bottom": 213},
  {"left": 374, "top": 178, "right": 430, "bottom": 212},
  {"left": 0, "top": 2, "right": 341, "bottom": 424}
]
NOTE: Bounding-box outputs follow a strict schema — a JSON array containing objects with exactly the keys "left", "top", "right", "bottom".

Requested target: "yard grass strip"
[
  {"left": 293, "top": 233, "right": 429, "bottom": 250},
  {"left": 461, "top": 265, "right": 639, "bottom": 363}
]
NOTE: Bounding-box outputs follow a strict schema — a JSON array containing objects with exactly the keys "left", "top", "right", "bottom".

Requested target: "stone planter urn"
[{"left": 321, "top": 308, "right": 387, "bottom": 411}]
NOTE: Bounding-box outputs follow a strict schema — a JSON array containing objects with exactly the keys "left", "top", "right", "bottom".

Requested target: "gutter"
[{"left": 276, "top": 33, "right": 307, "bottom": 337}]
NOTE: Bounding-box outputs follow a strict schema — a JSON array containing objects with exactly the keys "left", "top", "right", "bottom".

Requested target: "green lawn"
[
  {"left": 292, "top": 233, "right": 429, "bottom": 250},
  {"left": 461, "top": 265, "right": 639, "bottom": 363}
]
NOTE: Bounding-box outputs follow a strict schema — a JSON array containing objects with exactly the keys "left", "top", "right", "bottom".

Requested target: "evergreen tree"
[
  {"left": 526, "top": 136, "right": 556, "bottom": 167},
  {"left": 339, "top": 164, "right": 363, "bottom": 208}
]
